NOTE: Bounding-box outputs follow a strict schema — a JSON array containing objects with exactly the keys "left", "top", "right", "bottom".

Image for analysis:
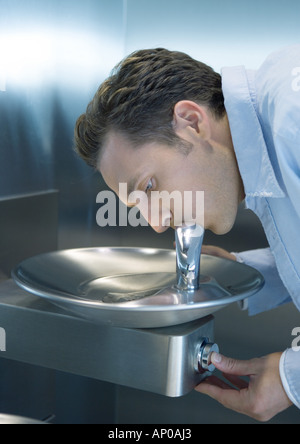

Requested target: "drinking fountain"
[
  {"left": 7, "top": 225, "right": 264, "bottom": 396},
  {"left": 175, "top": 223, "right": 204, "bottom": 291},
  {"left": 175, "top": 224, "right": 219, "bottom": 374}
]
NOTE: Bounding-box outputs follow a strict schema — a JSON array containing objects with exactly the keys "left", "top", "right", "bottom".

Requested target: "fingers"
[
  {"left": 197, "top": 375, "right": 233, "bottom": 391},
  {"left": 195, "top": 353, "right": 253, "bottom": 411},
  {"left": 195, "top": 379, "right": 249, "bottom": 415},
  {"left": 196, "top": 374, "right": 248, "bottom": 392},
  {"left": 195, "top": 356, "right": 251, "bottom": 415},
  {"left": 196, "top": 352, "right": 291, "bottom": 422},
  {"left": 210, "top": 352, "right": 259, "bottom": 376},
  {"left": 201, "top": 245, "right": 237, "bottom": 261},
  {"left": 173, "top": 242, "right": 237, "bottom": 262},
  {"left": 221, "top": 373, "right": 249, "bottom": 390}
]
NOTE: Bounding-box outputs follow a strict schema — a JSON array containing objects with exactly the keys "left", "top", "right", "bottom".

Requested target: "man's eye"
[{"left": 145, "top": 179, "right": 153, "bottom": 193}]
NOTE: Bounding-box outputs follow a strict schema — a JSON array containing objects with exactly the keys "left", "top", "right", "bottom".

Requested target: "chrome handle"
[{"left": 195, "top": 338, "right": 219, "bottom": 373}]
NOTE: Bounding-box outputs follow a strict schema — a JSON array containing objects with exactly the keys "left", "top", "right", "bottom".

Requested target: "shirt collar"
[{"left": 221, "top": 65, "right": 285, "bottom": 200}]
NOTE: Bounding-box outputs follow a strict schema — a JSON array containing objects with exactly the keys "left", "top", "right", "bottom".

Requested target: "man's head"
[
  {"left": 75, "top": 48, "right": 226, "bottom": 167},
  {"left": 75, "top": 48, "right": 244, "bottom": 234}
]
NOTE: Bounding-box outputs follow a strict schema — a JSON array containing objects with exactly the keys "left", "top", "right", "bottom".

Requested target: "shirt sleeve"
[
  {"left": 233, "top": 248, "right": 292, "bottom": 316},
  {"left": 280, "top": 348, "right": 300, "bottom": 409},
  {"left": 256, "top": 45, "right": 300, "bottom": 220}
]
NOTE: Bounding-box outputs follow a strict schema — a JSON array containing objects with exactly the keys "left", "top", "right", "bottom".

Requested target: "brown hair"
[{"left": 74, "top": 48, "right": 225, "bottom": 168}]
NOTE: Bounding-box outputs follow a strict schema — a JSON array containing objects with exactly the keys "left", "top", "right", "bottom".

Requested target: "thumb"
[{"left": 211, "top": 352, "right": 257, "bottom": 376}]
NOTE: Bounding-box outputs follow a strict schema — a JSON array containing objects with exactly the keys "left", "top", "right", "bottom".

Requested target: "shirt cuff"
[
  {"left": 231, "top": 248, "right": 291, "bottom": 315},
  {"left": 279, "top": 349, "right": 300, "bottom": 409}
]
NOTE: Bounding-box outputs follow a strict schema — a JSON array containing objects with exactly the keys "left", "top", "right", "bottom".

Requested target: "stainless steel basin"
[
  {"left": 0, "top": 414, "right": 46, "bottom": 425},
  {"left": 12, "top": 247, "right": 264, "bottom": 328}
]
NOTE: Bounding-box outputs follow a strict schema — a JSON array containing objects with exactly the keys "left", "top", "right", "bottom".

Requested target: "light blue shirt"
[{"left": 221, "top": 45, "right": 300, "bottom": 409}]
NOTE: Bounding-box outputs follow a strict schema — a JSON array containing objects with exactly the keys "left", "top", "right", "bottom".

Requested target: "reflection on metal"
[
  {"left": 0, "top": 0, "right": 124, "bottom": 89},
  {"left": 0, "top": 0, "right": 126, "bottom": 251},
  {"left": 175, "top": 224, "right": 204, "bottom": 291},
  {"left": 13, "top": 247, "right": 264, "bottom": 328},
  {"left": 0, "top": 279, "right": 216, "bottom": 397},
  {"left": 0, "top": 414, "right": 46, "bottom": 425},
  {"left": 0, "top": 191, "right": 58, "bottom": 278},
  {"left": 0, "top": 29, "right": 122, "bottom": 89}
]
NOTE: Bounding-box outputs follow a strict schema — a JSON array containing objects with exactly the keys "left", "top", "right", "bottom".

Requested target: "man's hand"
[
  {"left": 201, "top": 245, "right": 237, "bottom": 261},
  {"left": 195, "top": 352, "right": 292, "bottom": 422}
]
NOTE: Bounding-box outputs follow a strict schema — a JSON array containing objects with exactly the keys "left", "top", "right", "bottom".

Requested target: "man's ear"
[{"left": 173, "top": 100, "right": 211, "bottom": 141}]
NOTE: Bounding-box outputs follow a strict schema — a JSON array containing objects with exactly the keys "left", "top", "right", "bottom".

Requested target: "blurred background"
[{"left": 0, "top": 0, "right": 299, "bottom": 424}]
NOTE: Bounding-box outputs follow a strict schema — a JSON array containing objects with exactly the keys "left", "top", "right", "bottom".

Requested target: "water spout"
[{"left": 175, "top": 224, "right": 204, "bottom": 291}]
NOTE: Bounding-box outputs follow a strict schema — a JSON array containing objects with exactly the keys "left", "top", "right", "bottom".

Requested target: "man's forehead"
[
  {"left": 99, "top": 132, "right": 138, "bottom": 192},
  {"left": 101, "top": 132, "right": 126, "bottom": 164},
  {"left": 100, "top": 132, "right": 131, "bottom": 163}
]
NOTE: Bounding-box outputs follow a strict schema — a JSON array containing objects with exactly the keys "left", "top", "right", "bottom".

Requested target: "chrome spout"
[{"left": 175, "top": 224, "right": 205, "bottom": 291}]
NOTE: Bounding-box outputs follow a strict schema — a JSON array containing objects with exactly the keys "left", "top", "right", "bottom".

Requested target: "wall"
[
  {"left": 0, "top": 0, "right": 126, "bottom": 424},
  {"left": 125, "top": 0, "right": 300, "bottom": 70},
  {"left": 0, "top": 0, "right": 127, "bottom": 249}
]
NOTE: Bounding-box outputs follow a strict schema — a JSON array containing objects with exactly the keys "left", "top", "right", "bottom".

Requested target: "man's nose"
[
  {"left": 151, "top": 222, "right": 170, "bottom": 234},
  {"left": 139, "top": 200, "right": 172, "bottom": 233}
]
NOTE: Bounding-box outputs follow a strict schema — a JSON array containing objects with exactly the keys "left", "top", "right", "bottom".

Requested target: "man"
[{"left": 74, "top": 46, "right": 300, "bottom": 421}]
